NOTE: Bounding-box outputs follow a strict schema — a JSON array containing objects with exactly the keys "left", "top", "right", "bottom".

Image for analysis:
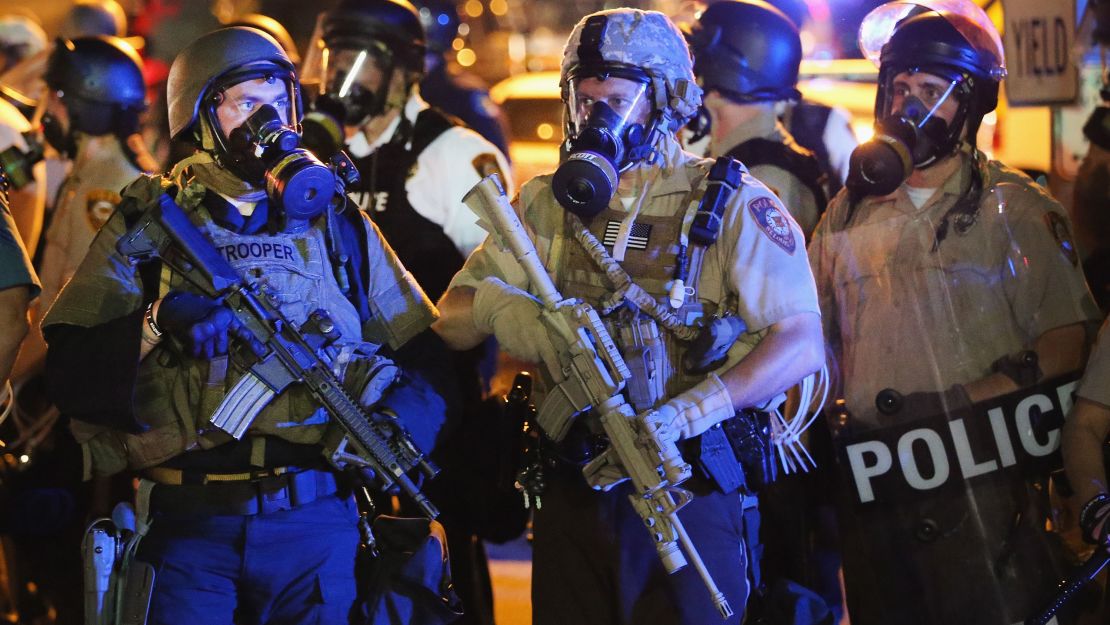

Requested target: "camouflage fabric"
[{"left": 560, "top": 9, "right": 702, "bottom": 127}]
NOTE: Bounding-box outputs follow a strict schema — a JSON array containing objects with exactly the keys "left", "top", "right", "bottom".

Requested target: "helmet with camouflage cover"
[{"left": 560, "top": 8, "right": 702, "bottom": 134}]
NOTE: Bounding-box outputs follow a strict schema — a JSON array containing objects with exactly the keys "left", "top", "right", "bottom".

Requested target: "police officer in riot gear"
[
  {"left": 43, "top": 27, "right": 445, "bottom": 624},
  {"left": 436, "top": 8, "right": 824, "bottom": 624},
  {"left": 685, "top": 0, "right": 826, "bottom": 237},
  {"left": 809, "top": 2, "right": 1101, "bottom": 623},
  {"left": 302, "top": 3, "right": 515, "bottom": 623},
  {"left": 412, "top": 0, "right": 509, "bottom": 156}
]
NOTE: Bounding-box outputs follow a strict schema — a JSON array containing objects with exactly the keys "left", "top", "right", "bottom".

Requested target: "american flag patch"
[{"left": 602, "top": 220, "right": 652, "bottom": 250}]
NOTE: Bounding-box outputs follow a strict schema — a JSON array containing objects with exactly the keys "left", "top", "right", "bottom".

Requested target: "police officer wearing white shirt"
[
  {"left": 301, "top": 0, "right": 512, "bottom": 302},
  {"left": 301, "top": 3, "right": 514, "bottom": 624}
]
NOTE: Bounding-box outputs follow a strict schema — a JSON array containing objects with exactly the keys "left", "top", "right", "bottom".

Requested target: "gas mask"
[
  {"left": 226, "top": 104, "right": 358, "bottom": 222},
  {"left": 552, "top": 81, "right": 654, "bottom": 219},
  {"left": 847, "top": 89, "right": 962, "bottom": 197},
  {"left": 302, "top": 40, "right": 401, "bottom": 130}
]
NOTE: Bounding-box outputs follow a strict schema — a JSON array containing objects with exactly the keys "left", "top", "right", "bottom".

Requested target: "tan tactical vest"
[{"left": 556, "top": 191, "right": 719, "bottom": 411}]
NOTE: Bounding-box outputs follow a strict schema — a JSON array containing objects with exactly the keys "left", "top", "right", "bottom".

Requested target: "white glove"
[
  {"left": 472, "top": 277, "right": 559, "bottom": 367},
  {"left": 641, "top": 373, "right": 736, "bottom": 444}
]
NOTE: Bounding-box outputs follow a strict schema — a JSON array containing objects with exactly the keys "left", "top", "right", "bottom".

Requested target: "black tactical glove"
[{"left": 156, "top": 291, "right": 250, "bottom": 359}]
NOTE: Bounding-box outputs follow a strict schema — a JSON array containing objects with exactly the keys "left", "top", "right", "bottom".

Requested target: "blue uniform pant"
[
  {"left": 531, "top": 471, "right": 755, "bottom": 625},
  {"left": 136, "top": 492, "right": 361, "bottom": 625}
]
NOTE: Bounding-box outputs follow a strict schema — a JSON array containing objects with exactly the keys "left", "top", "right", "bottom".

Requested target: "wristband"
[
  {"left": 1079, "top": 492, "right": 1110, "bottom": 544},
  {"left": 145, "top": 301, "right": 163, "bottom": 338}
]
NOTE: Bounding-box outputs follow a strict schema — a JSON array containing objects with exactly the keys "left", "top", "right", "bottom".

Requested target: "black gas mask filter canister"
[
  {"left": 226, "top": 104, "right": 358, "bottom": 222},
  {"left": 552, "top": 100, "right": 649, "bottom": 219},
  {"left": 847, "top": 94, "right": 956, "bottom": 198}
]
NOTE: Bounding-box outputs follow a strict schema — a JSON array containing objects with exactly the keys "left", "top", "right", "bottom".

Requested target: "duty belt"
[{"left": 144, "top": 467, "right": 347, "bottom": 517}]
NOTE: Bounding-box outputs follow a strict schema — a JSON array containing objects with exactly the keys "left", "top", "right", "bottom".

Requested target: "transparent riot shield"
[{"left": 810, "top": 170, "right": 1101, "bottom": 625}]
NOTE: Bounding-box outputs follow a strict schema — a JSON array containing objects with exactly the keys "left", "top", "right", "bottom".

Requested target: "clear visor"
[
  {"left": 880, "top": 71, "right": 963, "bottom": 123},
  {"left": 859, "top": 0, "right": 1007, "bottom": 79},
  {"left": 300, "top": 17, "right": 389, "bottom": 99},
  {"left": 566, "top": 78, "right": 650, "bottom": 136}
]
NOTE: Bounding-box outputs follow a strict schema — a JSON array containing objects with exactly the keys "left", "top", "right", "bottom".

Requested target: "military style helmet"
[
  {"left": 862, "top": 0, "right": 1005, "bottom": 150},
  {"left": 411, "top": 0, "right": 459, "bottom": 55},
  {"left": 685, "top": 0, "right": 802, "bottom": 104},
  {"left": 167, "top": 26, "right": 299, "bottom": 142},
  {"left": 45, "top": 36, "right": 145, "bottom": 136},
  {"left": 59, "top": 0, "right": 127, "bottom": 39},
  {"left": 228, "top": 13, "right": 301, "bottom": 65},
  {"left": 560, "top": 9, "right": 702, "bottom": 133}
]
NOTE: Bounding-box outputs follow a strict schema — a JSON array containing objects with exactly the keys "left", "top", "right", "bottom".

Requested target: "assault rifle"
[
  {"left": 116, "top": 192, "right": 440, "bottom": 519},
  {"left": 463, "top": 174, "right": 733, "bottom": 618}
]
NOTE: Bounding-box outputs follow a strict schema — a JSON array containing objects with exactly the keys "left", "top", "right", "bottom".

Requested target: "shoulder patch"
[
  {"left": 748, "top": 196, "right": 796, "bottom": 254},
  {"left": 472, "top": 153, "right": 504, "bottom": 181},
  {"left": 1044, "top": 211, "right": 1078, "bottom": 266}
]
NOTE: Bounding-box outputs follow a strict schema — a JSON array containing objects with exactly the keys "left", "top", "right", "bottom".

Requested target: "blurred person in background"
[
  {"left": 0, "top": 13, "right": 47, "bottom": 257},
  {"left": 412, "top": 0, "right": 509, "bottom": 157},
  {"left": 764, "top": 0, "right": 858, "bottom": 198},
  {"left": 59, "top": 0, "right": 128, "bottom": 39},
  {"left": 685, "top": 0, "right": 826, "bottom": 238}
]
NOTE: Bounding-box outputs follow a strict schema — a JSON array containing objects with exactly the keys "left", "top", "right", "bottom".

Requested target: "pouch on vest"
[
  {"left": 690, "top": 157, "right": 744, "bottom": 246},
  {"left": 608, "top": 312, "right": 667, "bottom": 412}
]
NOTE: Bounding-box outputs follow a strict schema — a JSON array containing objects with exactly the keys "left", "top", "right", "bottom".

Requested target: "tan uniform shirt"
[
  {"left": 810, "top": 152, "right": 1100, "bottom": 427},
  {"left": 38, "top": 134, "right": 144, "bottom": 312},
  {"left": 451, "top": 135, "right": 819, "bottom": 335},
  {"left": 710, "top": 108, "right": 821, "bottom": 237},
  {"left": 1079, "top": 316, "right": 1110, "bottom": 406}
]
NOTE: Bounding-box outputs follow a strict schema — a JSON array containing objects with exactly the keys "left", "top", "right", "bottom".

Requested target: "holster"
[{"left": 687, "top": 409, "right": 777, "bottom": 494}]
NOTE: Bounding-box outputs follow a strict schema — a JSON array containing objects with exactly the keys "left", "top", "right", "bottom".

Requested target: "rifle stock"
[
  {"left": 463, "top": 174, "right": 734, "bottom": 618},
  {"left": 117, "top": 193, "right": 440, "bottom": 519}
]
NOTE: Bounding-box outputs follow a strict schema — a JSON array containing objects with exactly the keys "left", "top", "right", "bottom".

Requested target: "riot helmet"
[
  {"left": 411, "top": 0, "right": 459, "bottom": 55},
  {"left": 846, "top": 0, "right": 1005, "bottom": 197},
  {"left": 167, "top": 27, "right": 300, "bottom": 157},
  {"left": 59, "top": 0, "right": 127, "bottom": 39},
  {"left": 228, "top": 14, "right": 301, "bottom": 65},
  {"left": 684, "top": 0, "right": 802, "bottom": 104},
  {"left": 301, "top": 0, "right": 426, "bottom": 127},
  {"left": 865, "top": 0, "right": 1004, "bottom": 165},
  {"left": 553, "top": 9, "right": 702, "bottom": 218},
  {"left": 44, "top": 36, "right": 146, "bottom": 142}
]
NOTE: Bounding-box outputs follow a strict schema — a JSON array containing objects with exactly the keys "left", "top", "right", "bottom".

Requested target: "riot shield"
[{"left": 811, "top": 172, "right": 1100, "bottom": 625}]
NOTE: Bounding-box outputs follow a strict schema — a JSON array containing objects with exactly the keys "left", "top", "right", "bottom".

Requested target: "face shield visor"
[
  {"left": 553, "top": 74, "right": 653, "bottom": 219},
  {"left": 858, "top": 0, "right": 1006, "bottom": 80},
  {"left": 301, "top": 15, "right": 397, "bottom": 128}
]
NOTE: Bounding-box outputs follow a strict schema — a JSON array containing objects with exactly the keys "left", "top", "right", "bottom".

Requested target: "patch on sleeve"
[
  {"left": 747, "top": 196, "right": 796, "bottom": 254},
  {"left": 1044, "top": 211, "right": 1078, "bottom": 266},
  {"left": 86, "top": 189, "right": 121, "bottom": 232},
  {"left": 472, "top": 153, "right": 504, "bottom": 181}
]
